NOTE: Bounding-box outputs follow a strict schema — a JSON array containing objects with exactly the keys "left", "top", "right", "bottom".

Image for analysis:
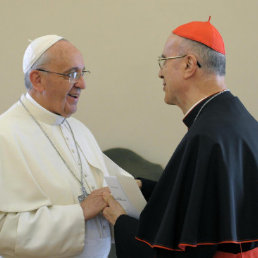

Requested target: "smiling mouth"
[
  {"left": 68, "top": 94, "right": 79, "bottom": 99},
  {"left": 162, "top": 82, "right": 166, "bottom": 91}
]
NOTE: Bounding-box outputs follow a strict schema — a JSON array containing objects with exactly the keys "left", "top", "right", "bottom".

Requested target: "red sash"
[{"left": 214, "top": 247, "right": 258, "bottom": 258}]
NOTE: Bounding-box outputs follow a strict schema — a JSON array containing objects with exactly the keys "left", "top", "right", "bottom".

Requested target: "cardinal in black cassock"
[{"left": 103, "top": 18, "right": 258, "bottom": 258}]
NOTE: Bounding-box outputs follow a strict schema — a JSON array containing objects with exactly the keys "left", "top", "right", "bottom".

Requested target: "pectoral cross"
[{"left": 78, "top": 186, "right": 88, "bottom": 202}]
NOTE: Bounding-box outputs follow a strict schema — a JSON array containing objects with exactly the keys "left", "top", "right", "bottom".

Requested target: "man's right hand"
[
  {"left": 80, "top": 187, "right": 110, "bottom": 220},
  {"left": 102, "top": 192, "right": 126, "bottom": 225}
]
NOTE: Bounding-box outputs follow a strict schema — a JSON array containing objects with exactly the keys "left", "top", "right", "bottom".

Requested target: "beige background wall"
[{"left": 0, "top": 0, "right": 257, "bottom": 167}]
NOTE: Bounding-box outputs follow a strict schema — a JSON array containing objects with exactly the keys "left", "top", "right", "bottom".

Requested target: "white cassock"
[{"left": 0, "top": 93, "right": 132, "bottom": 258}]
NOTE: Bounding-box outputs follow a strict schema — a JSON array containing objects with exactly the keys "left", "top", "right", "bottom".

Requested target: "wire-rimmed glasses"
[
  {"left": 158, "top": 55, "right": 201, "bottom": 69},
  {"left": 36, "top": 68, "right": 90, "bottom": 83}
]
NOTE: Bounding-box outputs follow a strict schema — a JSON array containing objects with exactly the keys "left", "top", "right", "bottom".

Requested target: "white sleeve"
[{"left": 0, "top": 204, "right": 85, "bottom": 257}]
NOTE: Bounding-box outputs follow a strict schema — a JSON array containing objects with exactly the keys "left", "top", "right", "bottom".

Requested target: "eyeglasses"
[
  {"left": 36, "top": 68, "right": 90, "bottom": 83},
  {"left": 158, "top": 55, "right": 201, "bottom": 69}
]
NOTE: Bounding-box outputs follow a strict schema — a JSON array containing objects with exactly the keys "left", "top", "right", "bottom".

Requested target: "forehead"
[
  {"left": 162, "top": 34, "right": 182, "bottom": 56},
  {"left": 46, "top": 40, "right": 85, "bottom": 70}
]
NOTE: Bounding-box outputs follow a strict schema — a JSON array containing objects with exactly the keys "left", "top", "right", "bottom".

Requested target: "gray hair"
[
  {"left": 178, "top": 38, "right": 226, "bottom": 76},
  {"left": 24, "top": 50, "right": 51, "bottom": 90}
]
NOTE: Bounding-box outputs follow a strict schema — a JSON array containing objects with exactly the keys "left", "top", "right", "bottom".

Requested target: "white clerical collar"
[
  {"left": 23, "top": 93, "right": 66, "bottom": 125},
  {"left": 183, "top": 97, "right": 207, "bottom": 120},
  {"left": 183, "top": 89, "right": 229, "bottom": 121}
]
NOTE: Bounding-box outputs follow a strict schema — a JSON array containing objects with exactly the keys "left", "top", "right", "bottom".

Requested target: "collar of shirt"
[
  {"left": 183, "top": 95, "right": 215, "bottom": 128},
  {"left": 24, "top": 93, "right": 66, "bottom": 125}
]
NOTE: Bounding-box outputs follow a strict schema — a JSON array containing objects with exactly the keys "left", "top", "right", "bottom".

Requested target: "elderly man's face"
[
  {"left": 37, "top": 40, "right": 86, "bottom": 117},
  {"left": 158, "top": 35, "right": 185, "bottom": 106}
]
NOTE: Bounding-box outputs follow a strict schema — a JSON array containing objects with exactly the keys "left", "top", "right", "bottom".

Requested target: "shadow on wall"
[{"left": 104, "top": 147, "right": 163, "bottom": 258}]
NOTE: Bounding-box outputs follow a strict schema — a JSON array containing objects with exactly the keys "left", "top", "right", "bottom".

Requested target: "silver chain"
[
  {"left": 65, "top": 120, "right": 92, "bottom": 201},
  {"left": 19, "top": 98, "right": 89, "bottom": 202},
  {"left": 193, "top": 89, "right": 229, "bottom": 124}
]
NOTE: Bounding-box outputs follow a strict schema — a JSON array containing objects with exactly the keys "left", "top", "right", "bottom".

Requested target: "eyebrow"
[{"left": 63, "top": 66, "right": 86, "bottom": 73}]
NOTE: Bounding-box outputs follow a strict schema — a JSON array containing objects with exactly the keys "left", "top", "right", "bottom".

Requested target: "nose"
[
  {"left": 75, "top": 76, "right": 86, "bottom": 90},
  {"left": 158, "top": 68, "right": 163, "bottom": 79}
]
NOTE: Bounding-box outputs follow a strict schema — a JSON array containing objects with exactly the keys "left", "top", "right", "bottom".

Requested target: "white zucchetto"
[{"left": 23, "top": 35, "right": 63, "bottom": 74}]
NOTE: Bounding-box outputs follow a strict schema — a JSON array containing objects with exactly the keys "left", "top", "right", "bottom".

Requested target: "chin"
[
  {"left": 164, "top": 97, "right": 170, "bottom": 104},
  {"left": 65, "top": 111, "right": 76, "bottom": 117},
  {"left": 164, "top": 98, "right": 175, "bottom": 106},
  {"left": 63, "top": 106, "right": 77, "bottom": 117}
]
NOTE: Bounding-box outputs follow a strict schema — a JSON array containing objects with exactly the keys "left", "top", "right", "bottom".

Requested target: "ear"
[
  {"left": 29, "top": 70, "right": 45, "bottom": 93},
  {"left": 183, "top": 55, "right": 198, "bottom": 79}
]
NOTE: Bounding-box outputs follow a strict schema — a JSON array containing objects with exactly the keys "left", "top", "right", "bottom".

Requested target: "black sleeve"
[
  {"left": 137, "top": 177, "right": 157, "bottom": 201},
  {"left": 114, "top": 214, "right": 155, "bottom": 258}
]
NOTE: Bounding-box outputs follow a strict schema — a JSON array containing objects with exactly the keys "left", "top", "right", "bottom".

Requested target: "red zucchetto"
[{"left": 173, "top": 16, "right": 225, "bottom": 55}]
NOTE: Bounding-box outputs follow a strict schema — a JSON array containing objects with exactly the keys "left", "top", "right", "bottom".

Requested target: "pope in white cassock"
[{"left": 0, "top": 35, "right": 132, "bottom": 258}]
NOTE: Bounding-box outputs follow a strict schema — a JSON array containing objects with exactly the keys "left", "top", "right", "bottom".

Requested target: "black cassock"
[{"left": 114, "top": 91, "right": 258, "bottom": 258}]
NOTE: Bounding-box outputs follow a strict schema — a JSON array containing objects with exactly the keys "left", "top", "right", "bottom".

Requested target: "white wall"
[{"left": 0, "top": 0, "right": 257, "bottom": 167}]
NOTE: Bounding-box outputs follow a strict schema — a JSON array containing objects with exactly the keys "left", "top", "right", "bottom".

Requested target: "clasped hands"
[
  {"left": 80, "top": 187, "right": 125, "bottom": 225},
  {"left": 80, "top": 179, "right": 142, "bottom": 225}
]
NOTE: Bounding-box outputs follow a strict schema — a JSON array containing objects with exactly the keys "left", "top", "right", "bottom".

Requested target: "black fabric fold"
[{"left": 135, "top": 92, "right": 258, "bottom": 252}]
